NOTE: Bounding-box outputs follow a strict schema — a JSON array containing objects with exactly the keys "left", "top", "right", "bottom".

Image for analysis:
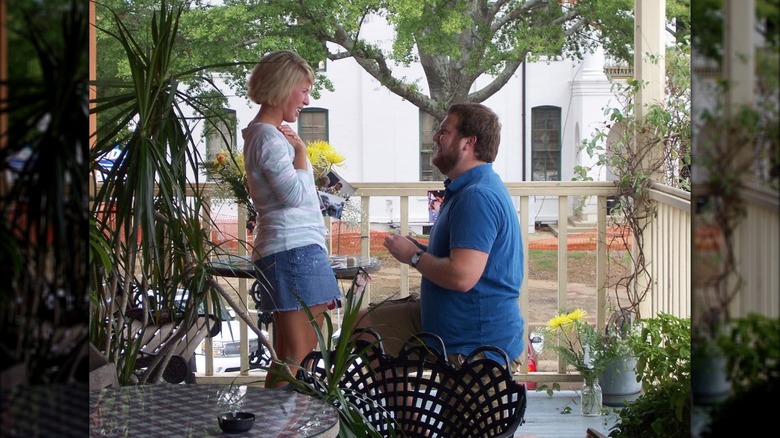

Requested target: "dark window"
[
  {"left": 298, "top": 108, "right": 328, "bottom": 144},
  {"left": 420, "top": 111, "right": 445, "bottom": 181},
  {"left": 531, "top": 106, "right": 561, "bottom": 181}
]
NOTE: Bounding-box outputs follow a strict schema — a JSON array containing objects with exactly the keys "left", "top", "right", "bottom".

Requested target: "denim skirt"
[{"left": 253, "top": 244, "right": 340, "bottom": 312}]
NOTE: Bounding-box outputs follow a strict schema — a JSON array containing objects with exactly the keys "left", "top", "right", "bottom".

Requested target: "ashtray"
[{"left": 217, "top": 412, "right": 255, "bottom": 434}]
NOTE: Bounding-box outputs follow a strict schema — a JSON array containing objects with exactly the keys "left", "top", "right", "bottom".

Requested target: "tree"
[{"left": 96, "top": 0, "right": 690, "bottom": 124}]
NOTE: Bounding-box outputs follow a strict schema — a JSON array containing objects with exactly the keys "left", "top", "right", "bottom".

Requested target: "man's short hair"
[{"left": 447, "top": 103, "right": 502, "bottom": 163}]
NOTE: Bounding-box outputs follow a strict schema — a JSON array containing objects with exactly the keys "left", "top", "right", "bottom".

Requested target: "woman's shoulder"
[
  {"left": 243, "top": 123, "right": 286, "bottom": 150},
  {"left": 242, "top": 122, "right": 280, "bottom": 137}
]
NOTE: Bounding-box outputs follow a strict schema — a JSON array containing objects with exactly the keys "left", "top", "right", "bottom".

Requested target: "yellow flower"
[
  {"left": 567, "top": 308, "right": 587, "bottom": 322},
  {"left": 306, "top": 140, "right": 346, "bottom": 178},
  {"left": 547, "top": 314, "right": 571, "bottom": 330}
]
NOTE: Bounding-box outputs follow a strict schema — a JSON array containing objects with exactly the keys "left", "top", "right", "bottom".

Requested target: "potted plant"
[
  {"left": 89, "top": 0, "right": 272, "bottom": 385},
  {"left": 690, "top": 84, "right": 776, "bottom": 405},
  {"left": 698, "top": 313, "right": 780, "bottom": 437},
  {"left": 608, "top": 313, "right": 691, "bottom": 437},
  {"left": 573, "top": 42, "right": 692, "bottom": 409},
  {"left": 598, "top": 309, "right": 642, "bottom": 407}
]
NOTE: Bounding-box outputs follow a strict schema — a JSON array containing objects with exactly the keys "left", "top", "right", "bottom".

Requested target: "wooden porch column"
[
  {"left": 724, "top": 0, "right": 755, "bottom": 177},
  {"left": 634, "top": 0, "right": 666, "bottom": 113},
  {"left": 633, "top": 0, "right": 666, "bottom": 318},
  {"left": 724, "top": 0, "right": 755, "bottom": 110},
  {"left": 724, "top": 0, "right": 755, "bottom": 318}
]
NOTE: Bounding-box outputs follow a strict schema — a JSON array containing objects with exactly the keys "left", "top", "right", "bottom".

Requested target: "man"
[{"left": 362, "top": 102, "right": 524, "bottom": 369}]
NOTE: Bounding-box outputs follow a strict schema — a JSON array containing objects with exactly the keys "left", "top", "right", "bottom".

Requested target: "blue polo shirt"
[{"left": 421, "top": 163, "right": 524, "bottom": 361}]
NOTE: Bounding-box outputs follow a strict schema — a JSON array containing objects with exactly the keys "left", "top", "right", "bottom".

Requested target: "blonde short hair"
[{"left": 247, "top": 50, "right": 316, "bottom": 106}]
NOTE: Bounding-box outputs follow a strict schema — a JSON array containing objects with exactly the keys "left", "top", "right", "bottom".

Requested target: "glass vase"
[{"left": 581, "top": 379, "right": 603, "bottom": 416}]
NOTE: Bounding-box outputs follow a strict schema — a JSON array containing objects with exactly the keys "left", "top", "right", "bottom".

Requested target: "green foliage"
[
  {"left": 97, "top": 1, "right": 689, "bottom": 122},
  {"left": 607, "top": 376, "right": 691, "bottom": 438},
  {"left": 573, "top": 42, "right": 691, "bottom": 319},
  {"left": 90, "top": 0, "right": 232, "bottom": 385},
  {"left": 608, "top": 313, "right": 691, "bottom": 437},
  {"left": 692, "top": 0, "right": 779, "bottom": 62},
  {"left": 700, "top": 315, "right": 780, "bottom": 437},
  {"left": 719, "top": 314, "right": 780, "bottom": 391},
  {"left": 1, "top": 0, "right": 89, "bottom": 383},
  {"left": 630, "top": 313, "right": 691, "bottom": 391}
]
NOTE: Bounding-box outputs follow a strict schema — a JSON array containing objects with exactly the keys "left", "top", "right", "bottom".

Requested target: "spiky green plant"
[
  {"left": 89, "top": 0, "right": 246, "bottom": 385},
  {"left": 0, "top": 0, "right": 89, "bottom": 385}
]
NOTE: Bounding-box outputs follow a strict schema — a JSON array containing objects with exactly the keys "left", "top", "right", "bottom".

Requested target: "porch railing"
[
  {"left": 195, "top": 181, "right": 692, "bottom": 385},
  {"left": 730, "top": 182, "right": 780, "bottom": 319}
]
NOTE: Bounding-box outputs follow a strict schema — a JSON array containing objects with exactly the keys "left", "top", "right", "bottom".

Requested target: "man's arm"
[
  {"left": 414, "top": 247, "right": 487, "bottom": 292},
  {"left": 383, "top": 233, "right": 487, "bottom": 293}
]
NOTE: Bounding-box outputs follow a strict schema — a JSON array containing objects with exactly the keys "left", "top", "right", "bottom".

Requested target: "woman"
[{"left": 242, "top": 50, "right": 340, "bottom": 387}]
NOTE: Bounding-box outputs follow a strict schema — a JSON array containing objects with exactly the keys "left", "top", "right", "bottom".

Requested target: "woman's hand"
[
  {"left": 279, "top": 125, "right": 308, "bottom": 171},
  {"left": 278, "top": 125, "right": 305, "bottom": 151}
]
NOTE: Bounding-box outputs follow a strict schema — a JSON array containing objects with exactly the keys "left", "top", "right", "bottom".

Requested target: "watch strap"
[{"left": 411, "top": 250, "right": 424, "bottom": 268}]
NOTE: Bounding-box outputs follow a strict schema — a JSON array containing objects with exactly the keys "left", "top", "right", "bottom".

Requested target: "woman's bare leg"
[{"left": 264, "top": 303, "right": 329, "bottom": 388}]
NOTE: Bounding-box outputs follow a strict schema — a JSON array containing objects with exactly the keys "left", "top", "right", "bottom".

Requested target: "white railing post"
[
  {"left": 237, "top": 205, "right": 249, "bottom": 375},
  {"left": 360, "top": 196, "right": 372, "bottom": 306}
]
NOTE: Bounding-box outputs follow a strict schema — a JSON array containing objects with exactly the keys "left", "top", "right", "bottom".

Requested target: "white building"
[{"left": 206, "top": 18, "right": 618, "bottom": 235}]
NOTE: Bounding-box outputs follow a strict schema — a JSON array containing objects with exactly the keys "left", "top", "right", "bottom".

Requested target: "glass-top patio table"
[
  {"left": 1, "top": 383, "right": 88, "bottom": 437},
  {"left": 89, "top": 383, "right": 339, "bottom": 437},
  {"left": 208, "top": 254, "right": 381, "bottom": 280}
]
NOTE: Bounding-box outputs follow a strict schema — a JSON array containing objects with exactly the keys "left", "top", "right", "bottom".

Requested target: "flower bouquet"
[
  {"left": 201, "top": 149, "right": 255, "bottom": 230},
  {"left": 306, "top": 140, "right": 346, "bottom": 189},
  {"left": 306, "top": 140, "right": 353, "bottom": 219}
]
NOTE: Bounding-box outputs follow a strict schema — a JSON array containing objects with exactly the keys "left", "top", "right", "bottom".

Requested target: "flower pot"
[
  {"left": 599, "top": 355, "right": 642, "bottom": 407},
  {"left": 692, "top": 352, "right": 731, "bottom": 406}
]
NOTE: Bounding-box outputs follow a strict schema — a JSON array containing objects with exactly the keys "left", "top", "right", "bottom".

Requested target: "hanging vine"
[{"left": 575, "top": 42, "right": 691, "bottom": 319}]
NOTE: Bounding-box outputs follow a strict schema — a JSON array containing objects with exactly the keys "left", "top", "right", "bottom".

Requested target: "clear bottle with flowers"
[{"left": 545, "top": 308, "right": 607, "bottom": 416}]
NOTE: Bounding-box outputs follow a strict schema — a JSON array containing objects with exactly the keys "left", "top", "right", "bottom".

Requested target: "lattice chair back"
[{"left": 299, "top": 331, "right": 527, "bottom": 437}]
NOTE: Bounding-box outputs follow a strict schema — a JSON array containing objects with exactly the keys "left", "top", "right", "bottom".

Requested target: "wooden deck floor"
[{"left": 515, "top": 390, "right": 619, "bottom": 437}]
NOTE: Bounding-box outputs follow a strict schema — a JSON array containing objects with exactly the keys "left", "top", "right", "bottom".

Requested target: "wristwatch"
[{"left": 410, "top": 250, "right": 424, "bottom": 268}]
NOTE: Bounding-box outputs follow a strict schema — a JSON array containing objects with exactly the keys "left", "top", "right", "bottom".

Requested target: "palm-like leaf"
[
  {"left": 89, "top": 0, "right": 239, "bottom": 385},
  {"left": 0, "top": 0, "right": 89, "bottom": 385}
]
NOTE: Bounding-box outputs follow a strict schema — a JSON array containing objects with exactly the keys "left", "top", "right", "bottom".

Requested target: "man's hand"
[{"left": 383, "top": 233, "right": 418, "bottom": 265}]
